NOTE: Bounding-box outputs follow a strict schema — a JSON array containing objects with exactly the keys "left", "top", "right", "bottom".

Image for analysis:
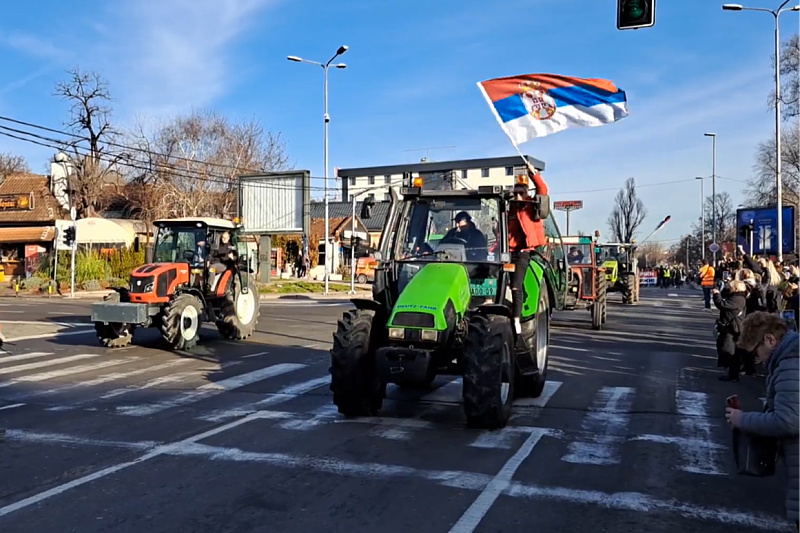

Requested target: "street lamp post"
[
  {"left": 703, "top": 133, "right": 717, "bottom": 264},
  {"left": 288, "top": 45, "right": 349, "bottom": 295},
  {"left": 695, "top": 176, "right": 706, "bottom": 262},
  {"left": 723, "top": 2, "right": 800, "bottom": 261}
]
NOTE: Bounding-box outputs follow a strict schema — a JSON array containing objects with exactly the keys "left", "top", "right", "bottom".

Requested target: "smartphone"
[{"left": 726, "top": 395, "right": 740, "bottom": 409}]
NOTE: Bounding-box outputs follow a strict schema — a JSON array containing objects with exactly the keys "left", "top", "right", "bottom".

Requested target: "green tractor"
[
  {"left": 329, "top": 179, "right": 568, "bottom": 429},
  {"left": 596, "top": 243, "right": 640, "bottom": 304}
]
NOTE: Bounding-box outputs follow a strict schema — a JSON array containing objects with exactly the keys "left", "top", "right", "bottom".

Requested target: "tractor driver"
[
  {"left": 441, "top": 211, "right": 487, "bottom": 261},
  {"left": 508, "top": 170, "right": 548, "bottom": 335},
  {"left": 209, "top": 231, "right": 236, "bottom": 288},
  {"left": 568, "top": 246, "right": 585, "bottom": 264}
]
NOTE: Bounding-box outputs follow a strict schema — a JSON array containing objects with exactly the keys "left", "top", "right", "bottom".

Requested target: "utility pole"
[{"left": 349, "top": 194, "right": 356, "bottom": 295}]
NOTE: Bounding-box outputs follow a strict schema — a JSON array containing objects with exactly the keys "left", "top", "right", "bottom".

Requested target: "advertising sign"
[
  {"left": 736, "top": 206, "right": 795, "bottom": 255},
  {"left": 554, "top": 200, "right": 584, "bottom": 211},
  {"left": 0, "top": 193, "right": 34, "bottom": 211}
]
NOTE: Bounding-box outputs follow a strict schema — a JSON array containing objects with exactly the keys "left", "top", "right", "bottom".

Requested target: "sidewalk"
[{"left": 0, "top": 288, "right": 374, "bottom": 302}]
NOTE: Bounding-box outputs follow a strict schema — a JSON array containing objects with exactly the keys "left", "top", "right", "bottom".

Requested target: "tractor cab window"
[
  {"left": 395, "top": 197, "right": 499, "bottom": 263},
  {"left": 154, "top": 226, "right": 209, "bottom": 265},
  {"left": 567, "top": 244, "right": 593, "bottom": 265}
]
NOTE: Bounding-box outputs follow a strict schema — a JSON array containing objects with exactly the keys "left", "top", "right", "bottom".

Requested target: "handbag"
[{"left": 732, "top": 427, "right": 779, "bottom": 476}]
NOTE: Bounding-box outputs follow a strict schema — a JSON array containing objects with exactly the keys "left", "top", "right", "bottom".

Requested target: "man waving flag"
[{"left": 477, "top": 73, "right": 629, "bottom": 146}]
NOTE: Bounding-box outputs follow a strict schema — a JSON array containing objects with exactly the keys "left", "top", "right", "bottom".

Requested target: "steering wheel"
[{"left": 439, "top": 235, "right": 468, "bottom": 246}]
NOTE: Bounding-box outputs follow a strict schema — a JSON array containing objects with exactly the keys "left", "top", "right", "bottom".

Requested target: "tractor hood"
[{"left": 388, "top": 263, "right": 471, "bottom": 331}]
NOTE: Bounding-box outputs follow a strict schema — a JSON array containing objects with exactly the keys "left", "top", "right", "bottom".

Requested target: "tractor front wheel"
[
  {"left": 620, "top": 273, "right": 636, "bottom": 305},
  {"left": 462, "top": 313, "right": 515, "bottom": 428},
  {"left": 160, "top": 293, "right": 203, "bottom": 350},
  {"left": 330, "top": 309, "right": 385, "bottom": 416}
]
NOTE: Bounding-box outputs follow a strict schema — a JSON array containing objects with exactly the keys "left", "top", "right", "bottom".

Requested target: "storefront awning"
[{"left": 0, "top": 226, "right": 54, "bottom": 243}]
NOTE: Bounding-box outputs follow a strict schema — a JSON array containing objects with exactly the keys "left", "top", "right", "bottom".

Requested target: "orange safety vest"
[{"left": 699, "top": 265, "right": 715, "bottom": 287}]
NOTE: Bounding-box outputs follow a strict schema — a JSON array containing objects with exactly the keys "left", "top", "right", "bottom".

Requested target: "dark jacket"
[
  {"left": 738, "top": 331, "right": 799, "bottom": 521},
  {"left": 211, "top": 242, "right": 236, "bottom": 263},
  {"left": 442, "top": 222, "right": 487, "bottom": 261},
  {"left": 713, "top": 290, "right": 746, "bottom": 335},
  {"left": 743, "top": 281, "right": 766, "bottom": 314}
]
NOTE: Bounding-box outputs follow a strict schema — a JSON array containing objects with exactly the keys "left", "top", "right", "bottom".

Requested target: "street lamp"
[
  {"left": 704, "top": 133, "right": 717, "bottom": 265},
  {"left": 287, "top": 45, "right": 349, "bottom": 295},
  {"left": 695, "top": 176, "right": 706, "bottom": 262},
  {"left": 723, "top": 1, "right": 799, "bottom": 261}
]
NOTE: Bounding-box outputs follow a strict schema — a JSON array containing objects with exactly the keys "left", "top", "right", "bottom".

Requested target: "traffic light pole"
[{"left": 349, "top": 194, "right": 356, "bottom": 295}]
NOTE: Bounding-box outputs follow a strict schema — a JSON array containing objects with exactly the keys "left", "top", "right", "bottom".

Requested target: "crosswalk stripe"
[
  {"left": 561, "top": 386, "right": 634, "bottom": 465},
  {"left": 0, "top": 353, "right": 101, "bottom": 376},
  {"left": 0, "top": 352, "right": 53, "bottom": 364},
  {"left": 116, "top": 363, "right": 307, "bottom": 417},
  {"left": 675, "top": 390, "right": 724, "bottom": 475},
  {"left": 0, "top": 359, "right": 134, "bottom": 389}
]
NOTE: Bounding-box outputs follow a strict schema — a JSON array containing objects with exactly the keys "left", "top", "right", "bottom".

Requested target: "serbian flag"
[
  {"left": 477, "top": 74, "right": 629, "bottom": 145},
  {"left": 655, "top": 215, "right": 671, "bottom": 231}
]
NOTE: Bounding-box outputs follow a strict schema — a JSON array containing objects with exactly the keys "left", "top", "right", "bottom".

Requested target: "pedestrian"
[
  {"left": 713, "top": 279, "right": 747, "bottom": 382},
  {"left": 725, "top": 311, "right": 799, "bottom": 528},
  {"left": 699, "top": 258, "right": 715, "bottom": 309}
]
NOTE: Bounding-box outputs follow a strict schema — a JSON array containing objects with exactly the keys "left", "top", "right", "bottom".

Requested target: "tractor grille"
[
  {"left": 130, "top": 275, "right": 154, "bottom": 293},
  {"left": 393, "top": 312, "right": 435, "bottom": 328}
]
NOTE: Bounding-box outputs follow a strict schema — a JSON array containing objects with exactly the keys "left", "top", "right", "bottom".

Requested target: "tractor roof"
[
  {"left": 562, "top": 235, "right": 594, "bottom": 244},
  {"left": 401, "top": 184, "right": 512, "bottom": 199},
  {"left": 154, "top": 217, "right": 238, "bottom": 230}
]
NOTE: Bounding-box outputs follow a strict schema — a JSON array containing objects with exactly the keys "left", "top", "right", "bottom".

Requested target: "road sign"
[
  {"left": 238, "top": 171, "right": 311, "bottom": 235},
  {"left": 554, "top": 200, "right": 584, "bottom": 211},
  {"left": 735, "top": 206, "right": 795, "bottom": 255},
  {"left": 709, "top": 243, "right": 720, "bottom": 253}
]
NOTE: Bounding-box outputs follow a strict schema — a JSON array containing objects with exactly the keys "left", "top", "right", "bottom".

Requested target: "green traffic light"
[{"left": 624, "top": 0, "right": 645, "bottom": 19}]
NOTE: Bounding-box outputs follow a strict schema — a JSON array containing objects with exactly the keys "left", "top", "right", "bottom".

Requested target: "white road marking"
[
  {"left": 0, "top": 359, "right": 134, "bottom": 389},
  {"left": 512, "top": 380, "right": 562, "bottom": 408},
  {"left": 277, "top": 403, "right": 339, "bottom": 431},
  {"left": 116, "top": 363, "right": 306, "bottom": 416},
  {"left": 3, "top": 429, "right": 159, "bottom": 451},
  {"left": 5, "top": 329, "right": 93, "bottom": 343},
  {"left": 449, "top": 428, "right": 549, "bottom": 533},
  {"left": 0, "top": 353, "right": 100, "bottom": 376},
  {"left": 631, "top": 434, "right": 727, "bottom": 449},
  {"left": 242, "top": 351, "right": 269, "bottom": 359},
  {"left": 675, "top": 390, "right": 725, "bottom": 475},
  {"left": 0, "top": 351, "right": 53, "bottom": 364},
  {"left": 201, "top": 375, "right": 330, "bottom": 422},
  {"left": 0, "top": 403, "right": 25, "bottom": 411},
  {"left": 561, "top": 386, "right": 634, "bottom": 465}
]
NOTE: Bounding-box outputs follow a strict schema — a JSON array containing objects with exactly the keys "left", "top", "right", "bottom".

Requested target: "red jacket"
[{"left": 508, "top": 171, "right": 548, "bottom": 252}]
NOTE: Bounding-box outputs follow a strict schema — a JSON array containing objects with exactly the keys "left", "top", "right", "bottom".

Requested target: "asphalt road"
[{"left": 0, "top": 287, "right": 793, "bottom": 532}]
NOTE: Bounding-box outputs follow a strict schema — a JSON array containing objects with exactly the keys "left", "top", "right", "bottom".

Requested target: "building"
[
  {"left": 337, "top": 154, "right": 546, "bottom": 202},
  {"left": 308, "top": 213, "right": 370, "bottom": 280},
  {"left": 309, "top": 201, "right": 391, "bottom": 248}
]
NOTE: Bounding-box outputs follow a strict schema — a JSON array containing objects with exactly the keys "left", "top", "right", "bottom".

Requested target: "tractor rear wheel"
[
  {"left": 330, "top": 309, "right": 385, "bottom": 416},
  {"left": 216, "top": 285, "right": 259, "bottom": 340},
  {"left": 462, "top": 313, "right": 515, "bottom": 429},
  {"left": 160, "top": 293, "right": 203, "bottom": 350},
  {"left": 592, "top": 272, "right": 607, "bottom": 330}
]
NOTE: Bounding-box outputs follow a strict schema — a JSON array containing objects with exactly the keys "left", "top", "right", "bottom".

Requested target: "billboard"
[
  {"left": 554, "top": 200, "right": 583, "bottom": 211},
  {"left": 736, "top": 206, "right": 795, "bottom": 255},
  {"left": 238, "top": 171, "right": 311, "bottom": 235}
]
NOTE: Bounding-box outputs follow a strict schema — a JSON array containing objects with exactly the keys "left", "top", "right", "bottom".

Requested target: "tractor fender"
[
  {"left": 350, "top": 298, "right": 383, "bottom": 313},
  {"left": 173, "top": 287, "right": 209, "bottom": 318}
]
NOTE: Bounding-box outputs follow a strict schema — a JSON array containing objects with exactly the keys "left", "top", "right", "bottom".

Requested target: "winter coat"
[
  {"left": 713, "top": 290, "right": 746, "bottom": 335},
  {"left": 738, "top": 331, "right": 800, "bottom": 522},
  {"left": 744, "top": 281, "right": 766, "bottom": 314}
]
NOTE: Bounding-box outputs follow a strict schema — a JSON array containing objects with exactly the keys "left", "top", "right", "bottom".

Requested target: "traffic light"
[
  {"left": 62, "top": 226, "right": 76, "bottom": 246},
  {"left": 617, "top": 0, "right": 656, "bottom": 30},
  {"left": 738, "top": 223, "right": 754, "bottom": 239}
]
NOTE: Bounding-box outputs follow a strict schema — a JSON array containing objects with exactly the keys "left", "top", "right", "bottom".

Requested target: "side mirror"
[
  {"left": 557, "top": 258, "right": 566, "bottom": 272},
  {"left": 133, "top": 236, "right": 141, "bottom": 253},
  {"left": 533, "top": 194, "right": 551, "bottom": 220},
  {"left": 360, "top": 197, "right": 375, "bottom": 220}
]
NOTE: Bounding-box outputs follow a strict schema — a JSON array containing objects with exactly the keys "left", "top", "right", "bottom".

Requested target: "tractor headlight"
[
  {"left": 388, "top": 328, "right": 405, "bottom": 339},
  {"left": 420, "top": 329, "right": 438, "bottom": 341}
]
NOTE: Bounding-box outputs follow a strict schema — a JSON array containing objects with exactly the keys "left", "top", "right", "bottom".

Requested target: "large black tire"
[
  {"left": 598, "top": 273, "right": 608, "bottom": 324},
  {"left": 216, "top": 286, "right": 259, "bottom": 340},
  {"left": 620, "top": 273, "right": 636, "bottom": 304},
  {"left": 516, "top": 289, "right": 550, "bottom": 398},
  {"left": 330, "top": 309, "right": 385, "bottom": 416},
  {"left": 633, "top": 273, "right": 641, "bottom": 302},
  {"left": 160, "top": 293, "right": 203, "bottom": 350},
  {"left": 592, "top": 272, "right": 607, "bottom": 330},
  {"left": 462, "top": 313, "right": 515, "bottom": 429}
]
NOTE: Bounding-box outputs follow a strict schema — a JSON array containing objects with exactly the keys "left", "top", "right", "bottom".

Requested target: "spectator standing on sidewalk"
[
  {"left": 726, "top": 311, "right": 799, "bottom": 528},
  {"left": 699, "top": 259, "right": 716, "bottom": 309},
  {"left": 713, "top": 280, "right": 747, "bottom": 382}
]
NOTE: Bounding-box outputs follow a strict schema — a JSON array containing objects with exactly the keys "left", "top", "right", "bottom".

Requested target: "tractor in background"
[
  {"left": 90, "top": 217, "right": 259, "bottom": 349},
  {"left": 597, "top": 242, "right": 640, "bottom": 304},
  {"left": 563, "top": 235, "right": 607, "bottom": 329}
]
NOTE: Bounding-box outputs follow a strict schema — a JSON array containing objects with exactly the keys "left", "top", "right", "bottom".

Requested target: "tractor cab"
[
  {"left": 596, "top": 242, "right": 640, "bottom": 304},
  {"left": 562, "top": 235, "right": 607, "bottom": 329}
]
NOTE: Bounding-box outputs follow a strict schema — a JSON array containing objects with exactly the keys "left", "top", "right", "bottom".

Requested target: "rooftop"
[
  {"left": 0, "top": 173, "right": 66, "bottom": 224},
  {"left": 336, "top": 154, "right": 545, "bottom": 178}
]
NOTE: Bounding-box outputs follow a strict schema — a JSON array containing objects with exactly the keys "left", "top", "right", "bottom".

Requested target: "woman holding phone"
[{"left": 725, "top": 311, "right": 799, "bottom": 527}]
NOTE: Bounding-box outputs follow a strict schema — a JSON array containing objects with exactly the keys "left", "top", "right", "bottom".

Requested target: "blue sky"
[{"left": 0, "top": 0, "right": 796, "bottom": 248}]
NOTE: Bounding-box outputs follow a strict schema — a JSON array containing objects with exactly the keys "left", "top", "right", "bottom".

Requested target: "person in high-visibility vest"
[{"left": 699, "top": 258, "right": 716, "bottom": 309}]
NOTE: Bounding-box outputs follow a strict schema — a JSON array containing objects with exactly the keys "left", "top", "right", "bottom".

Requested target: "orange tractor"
[
  {"left": 90, "top": 217, "right": 259, "bottom": 349},
  {"left": 563, "top": 235, "right": 607, "bottom": 330}
]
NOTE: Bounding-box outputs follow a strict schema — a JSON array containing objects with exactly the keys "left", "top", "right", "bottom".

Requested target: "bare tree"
[
  {"left": 129, "top": 109, "right": 290, "bottom": 219},
  {"left": 607, "top": 177, "right": 647, "bottom": 243},
  {"left": 0, "top": 152, "right": 30, "bottom": 177},
  {"left": 637, "top": 241, "right": 664, "bottom": 269},
  {"left": 703, "top": 191, "right": 738, "bottom": 244},
  {"left": 54, "top": 68, "right": 126, "bottom": 218},
  {"left": 770, "top": 33, "right": 799, "bottom": 121}
]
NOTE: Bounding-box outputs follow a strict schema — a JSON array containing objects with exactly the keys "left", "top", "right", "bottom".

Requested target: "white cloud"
[
  {"left": 98, "top": 0, "right": 279, "bottom": 118},
  {"left": 1, "top": 33, "right": 72, "bottom": 63}
]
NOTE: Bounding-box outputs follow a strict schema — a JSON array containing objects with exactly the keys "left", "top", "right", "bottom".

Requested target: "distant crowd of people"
[{"left": 654, "top": 265, "right": 686, "bottom": 288}]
